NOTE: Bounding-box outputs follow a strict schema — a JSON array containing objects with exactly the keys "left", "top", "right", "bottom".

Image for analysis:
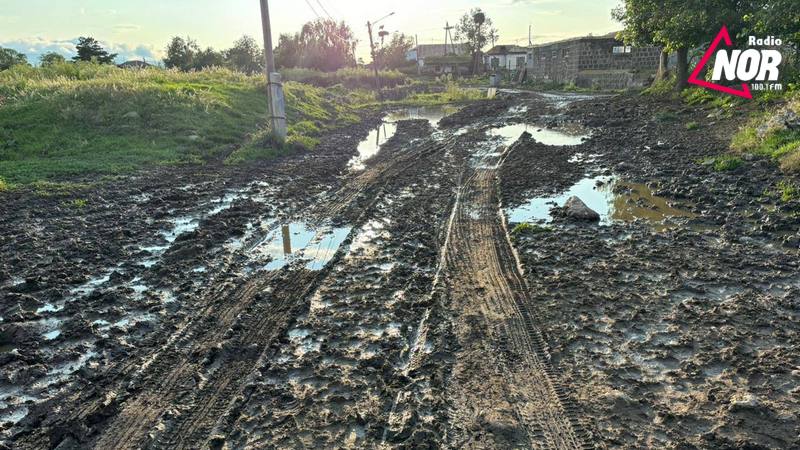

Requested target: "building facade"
[
  {"left": 484, "top": 45, "right": 530, "bottom": 72},
  {"left": 527, "top": 33, "right": 661, "bottom": 89}
]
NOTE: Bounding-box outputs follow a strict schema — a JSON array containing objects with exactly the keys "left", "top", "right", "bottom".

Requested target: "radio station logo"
[{"left": 689, "top": 25, "right": 784, "bottom": 99}]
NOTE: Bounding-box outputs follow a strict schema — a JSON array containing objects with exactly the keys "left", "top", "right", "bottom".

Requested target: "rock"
[
  {"left": 122, "top": 111, "right": 140, "bottom": 120},
  {"left": 562, "top": 196, "right": 600, "bottom": 222}
]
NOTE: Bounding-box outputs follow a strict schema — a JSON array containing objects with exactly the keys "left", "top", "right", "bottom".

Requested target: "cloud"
[
  {"left": 0, "top": 37, "right": 163, "bottom": 65},
  {"left": 113, "top": 24, "right": 142, "bottom": 32}
]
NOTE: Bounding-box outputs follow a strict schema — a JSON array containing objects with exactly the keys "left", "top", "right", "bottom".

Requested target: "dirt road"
[{"left": 2, "top": 93, "right": 798, "bottom": 449}]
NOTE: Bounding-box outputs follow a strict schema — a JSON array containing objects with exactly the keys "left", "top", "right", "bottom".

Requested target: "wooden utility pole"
[
  {"left": 444, "top": 22, "right": 455, "bottom": 56},
  {"left": 259, "top": 0, "right": 287, "bottom": 139}
]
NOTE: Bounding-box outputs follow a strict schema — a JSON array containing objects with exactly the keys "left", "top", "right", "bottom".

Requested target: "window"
[
  {"left": 613, "top": 46, "right": 633, "bottom": 54},
  {"left": 516, "top": 56, "right": 526, "bottom": 67},
  {"left": 561, "top": 49, "right": 568, "bottom": 57}
]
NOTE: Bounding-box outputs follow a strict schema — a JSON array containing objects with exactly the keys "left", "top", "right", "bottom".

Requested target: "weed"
[
  {"left": 512, "top": 222, "right": 552, "bottom": 235},
  {"left": 780, "top": 150, "right": 800, "bottom": 173},
  {"left": 0, "top": 177, "right": 7, "bottom": 192},
  {"left": 685, "top": 121, "right": 700, "bottom": 131},
  {"left": 67, "top": 198, "right": 88, "bottom": 208},
  {"left": 641, "top": 75, "right": 676, "bottom": 96},
  {"left": 706, "top": 155, "right": 743, "bottom": 171},
  {"left": 777, "top": 180, "right": 799, "bottom": 202}
]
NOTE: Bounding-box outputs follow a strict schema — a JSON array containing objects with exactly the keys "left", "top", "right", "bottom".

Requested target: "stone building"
[{"left": 527, "top": 32, "right": 662, "bottom": 89}]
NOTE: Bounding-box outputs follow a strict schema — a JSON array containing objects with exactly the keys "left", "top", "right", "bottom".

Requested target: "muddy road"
[{"left": 1, "top": 95, "right": 798, "bottom": 449}]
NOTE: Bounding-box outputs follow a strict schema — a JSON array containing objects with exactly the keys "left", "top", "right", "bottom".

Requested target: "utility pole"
[
  {"left": 444, "top": 22, "right": 455, "bottom": 56},
  {"left": 367, "top": 21, "right": 381, "bottom": 91},
  {"left": 259, "top": 0, "right": 287, "bottom": 140},
  {"left": 367, "top": 12, "right": 394, "bottom": 93},
  {"left": 415, "top": 34, "right": 421, "bottom": 75}
]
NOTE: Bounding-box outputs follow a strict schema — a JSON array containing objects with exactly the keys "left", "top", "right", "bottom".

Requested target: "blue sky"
[{"left": 0, "top": 0, "right": 621, "bottom": 64}]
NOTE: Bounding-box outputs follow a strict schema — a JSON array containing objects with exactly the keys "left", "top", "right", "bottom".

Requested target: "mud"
[{"left": 1, "top": 91, "right": 798, "bottom": 449}]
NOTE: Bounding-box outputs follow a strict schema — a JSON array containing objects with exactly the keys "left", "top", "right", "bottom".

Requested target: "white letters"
[
  {"left": 757, "top": 50, "right": 782, "bottom": 81},
  {"left": 736, "top": 49, "right": 761, "bottom": 81},
  {"left": 712, "top": 50, "right": 740, "bottom": 81}
]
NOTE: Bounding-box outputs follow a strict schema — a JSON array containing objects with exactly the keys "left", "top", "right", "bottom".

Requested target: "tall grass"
[
  {"left": 280, "top": 67, "right": 408, "bottom": 89},
  {"left": 0, "top": 63, "right": 364, "bottom": 183}
]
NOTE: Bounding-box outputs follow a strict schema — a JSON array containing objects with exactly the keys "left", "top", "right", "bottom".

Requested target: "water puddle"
[
  {"left": 489, "top": 123, "right": 589, "bottom": 146},
  {"left": 348, "top": 123, "right": 398, "bottom": 171},
  {"left": 508, "top": 176, "right": 697, "bottom": 229},
  {"left": 384, "top": 104, "right": 461, "bottom": 128},
  {"left": 250, "top": 222, "right": 351, "bottom": 271}
]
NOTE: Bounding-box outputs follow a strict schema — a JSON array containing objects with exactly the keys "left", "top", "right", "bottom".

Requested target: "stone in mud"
[{"left": 562, "top": 196, "right": 600, "bottom": 222}]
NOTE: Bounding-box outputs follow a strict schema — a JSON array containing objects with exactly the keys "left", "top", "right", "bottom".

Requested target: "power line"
[
  {"left": 315, "top": 0, "right": 334, "bottom": 21},
  {"left": 303, "top": 0, "right": 321, "bottom": 19}
]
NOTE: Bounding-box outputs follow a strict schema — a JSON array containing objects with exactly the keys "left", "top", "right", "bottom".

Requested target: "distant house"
[
  {"left": 484, "top": 45, "right": 530, "bottom": 72},
  {"left": 406, "top": 44, "right": 469, "bottom": 75},
  {"left": 526, "top": 32, "right": 661, "bottom": 89},
  {"left": 117, "top": 60, "right": 155, "bottom": 70}
]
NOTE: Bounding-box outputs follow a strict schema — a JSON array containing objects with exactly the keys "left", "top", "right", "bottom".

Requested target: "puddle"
[
  {"left": 348, "top": 122, "right": 398, "bottom": 171},
  {"left": 489, "top": 123, "right": 589, "bottom": 146},
  {"left": 251, "top": 222, "right": 352, "bottom": 271},
  {"left": 508, "top": 176, "right": 696, "bottom": 229},
  {"left": 384, "top": 104, "right": 461, "bottom": 128}
]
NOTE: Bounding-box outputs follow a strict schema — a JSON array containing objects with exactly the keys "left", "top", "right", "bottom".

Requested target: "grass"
[
  {"left": 0, "top": 176, "right": 8, "bottom": 191},
  {"left": 66, "top": 198, "right": 88, "bottom": 208},
  {"left": 703, "top": 155, "right": 743, "bottom": 171},
  {"left": 0, "top": 62, "right": 366, "bottom": 183},
  {"left": 685, "top": 121, "right": 700, "bottom": 131},
  {"left": 654, "top": 111, "right": 679, "bottom": 122},
  {"left": 730, "top": 91, "right": 800, "bottom": 173},
  {"left": 280, "top": 67, "right": 408, "bottom": 89},
  {"left": 774, "top": 180, "right": 799, "bottom": 202},
  {"left": 511, "top": 222, "right": 552, "bottom": 235}
]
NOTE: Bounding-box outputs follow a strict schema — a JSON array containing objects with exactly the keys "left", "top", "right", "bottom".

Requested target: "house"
[
  {"left": 406, "top": 44, "right": 469, "bottom": 75},
  {"left": 526, "top": 32, "right": 661, "bottom": 89},
  {"left": 484, "top": 45, "right": 530, "bottom": 72},
  {"left": 117, "top": 60, "right": 155, "bottom": 70}
]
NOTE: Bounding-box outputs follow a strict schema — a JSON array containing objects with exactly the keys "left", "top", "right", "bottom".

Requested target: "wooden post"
[{"left": 259, "top": 0, "right": 287, "bottom": 139}]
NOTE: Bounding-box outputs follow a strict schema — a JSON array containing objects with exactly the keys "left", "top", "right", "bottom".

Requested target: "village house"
[
  {"left": 406, "top": 44, "right": 470, "bottom": 75},
  {"left": 526, "top": 32, "right": 662, "bottom": 89},
  {"left": 484, "top": 45, "right": 530, "bottom": 72}
]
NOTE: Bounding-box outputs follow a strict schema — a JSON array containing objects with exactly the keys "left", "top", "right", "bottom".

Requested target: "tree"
[
  {"left": 455, "top": 8, "right": 498, "bottom": 74},
  {"left": 224, "top": 36, "right": 263, "bottom": 74},
  {"left": 274, "top": 19, "right": 357, "bottom": 71},
  {"left": 0, "top": 47, "right": 28, "bottom": 70},
  {"left": 613, "top": 0, "right": 751, "bottom": 90},
  {"left": 40, "top": 52, "right": 66, "bottom": 67},
  {"left": 377, "top": 33, "right": 414, "bottom": 70},
  {"left": 72, "top": 37, "right": 117, "bottom": 64},
  {"left": 194, "top": 47, "right": 224, "bottom": 70},
  {"left": 164, "top": 36, "right": 200, "bottom": 71}
]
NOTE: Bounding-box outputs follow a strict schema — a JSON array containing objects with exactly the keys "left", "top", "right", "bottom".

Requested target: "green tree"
[
  {"left": 224, "top": 36, "right": 263, "bottom": 74},
  {"left": 72, "top": 37, "right": 117, "bottom": 64},
  {"left": 613, "top": 0, "right": 750, "bottom": 90},
  {"left": 39, "top": 52, "right": 66, "bottom": 67},
  {"left": 0, "top": 47, "right": 28, "bottom": 70},
  {"left": 377, "top": 33, "right": 415, "bottom": 70},
  {"left": 274, "top": 19, "right": 357, "bottom": 71},
  {"left": 193, "top": 47, "right": 224, "bottom": 70},
  {"left": 455, "top": 8, "right": 498, "bottom": 74},
  {"left": 164, "top": 36, "right": 200, "bottom": 71}
]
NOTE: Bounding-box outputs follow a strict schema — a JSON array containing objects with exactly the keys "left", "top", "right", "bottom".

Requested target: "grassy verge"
[
  {"left": 730, "top": 91, "right": 800, "bottom": 174},
  {"left": 280, "top": 67, "right": 408, "bottom": 89},
  {"left": 0, "top": 63, "right": 367, "bottom": 184}
]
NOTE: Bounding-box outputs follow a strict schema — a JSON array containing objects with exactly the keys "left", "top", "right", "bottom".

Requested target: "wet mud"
[{"left": 1, "top": 90, "right": 798, "bottom": 449}]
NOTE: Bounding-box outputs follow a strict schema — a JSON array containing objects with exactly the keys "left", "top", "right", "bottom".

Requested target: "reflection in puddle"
[
  {"left": 384, "top": 105, "right": 461, "bottom": 128},
  {"left": 489, "top": 123, "right": 589, "bottom": 146},
  {"left": 508, "top": 176, "right": 696, "bottom": 229},
  {"left": 251, "top": 222, "right": 352, "bottom": 271},
  {"left": 348, "top": 122, "right": 398, "bottom": 171}
]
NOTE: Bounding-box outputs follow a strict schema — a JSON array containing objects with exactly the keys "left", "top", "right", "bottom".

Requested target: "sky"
[{"left": 0, "top": 0, "right": 621, "bottom": 64}]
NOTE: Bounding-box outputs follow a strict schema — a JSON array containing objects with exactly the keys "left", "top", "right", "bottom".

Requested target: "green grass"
[
  {"left": 776, "top": 180, "right": 799, "bottom": 202},
  {"left": 280, "top": 67, "right": 408, "bottom": 89},
  {"left": 703, "top": 155, "right": 743, "bottom": 171},
  {"left": 0, "top": 63, "right": 365, "bottom": 183},
  {"left": 0, "top": 176, "right": 8, "bottom": 192},
  {"left": 730, "top": 91, "right": 800, "bottom": 173},
  {"left": 378, "top": 83, "right": 484, "bottom": 107},
  {"left": 685, "top": 121, "right": 700, "bottom": 131},
  {"left": 66, "top": 198, "right": 88, "bottom": 208},
  {"left": 511, "top": 222, "right": 552, "bottom": 235}
]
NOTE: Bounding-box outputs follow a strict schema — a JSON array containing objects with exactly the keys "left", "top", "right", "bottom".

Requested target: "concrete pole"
[
  {"left": 367, "top": 21, "right": 381, "bottom": 92},
  {"left": 259, "top": 0, "right": 287, "bottom": 140}
]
